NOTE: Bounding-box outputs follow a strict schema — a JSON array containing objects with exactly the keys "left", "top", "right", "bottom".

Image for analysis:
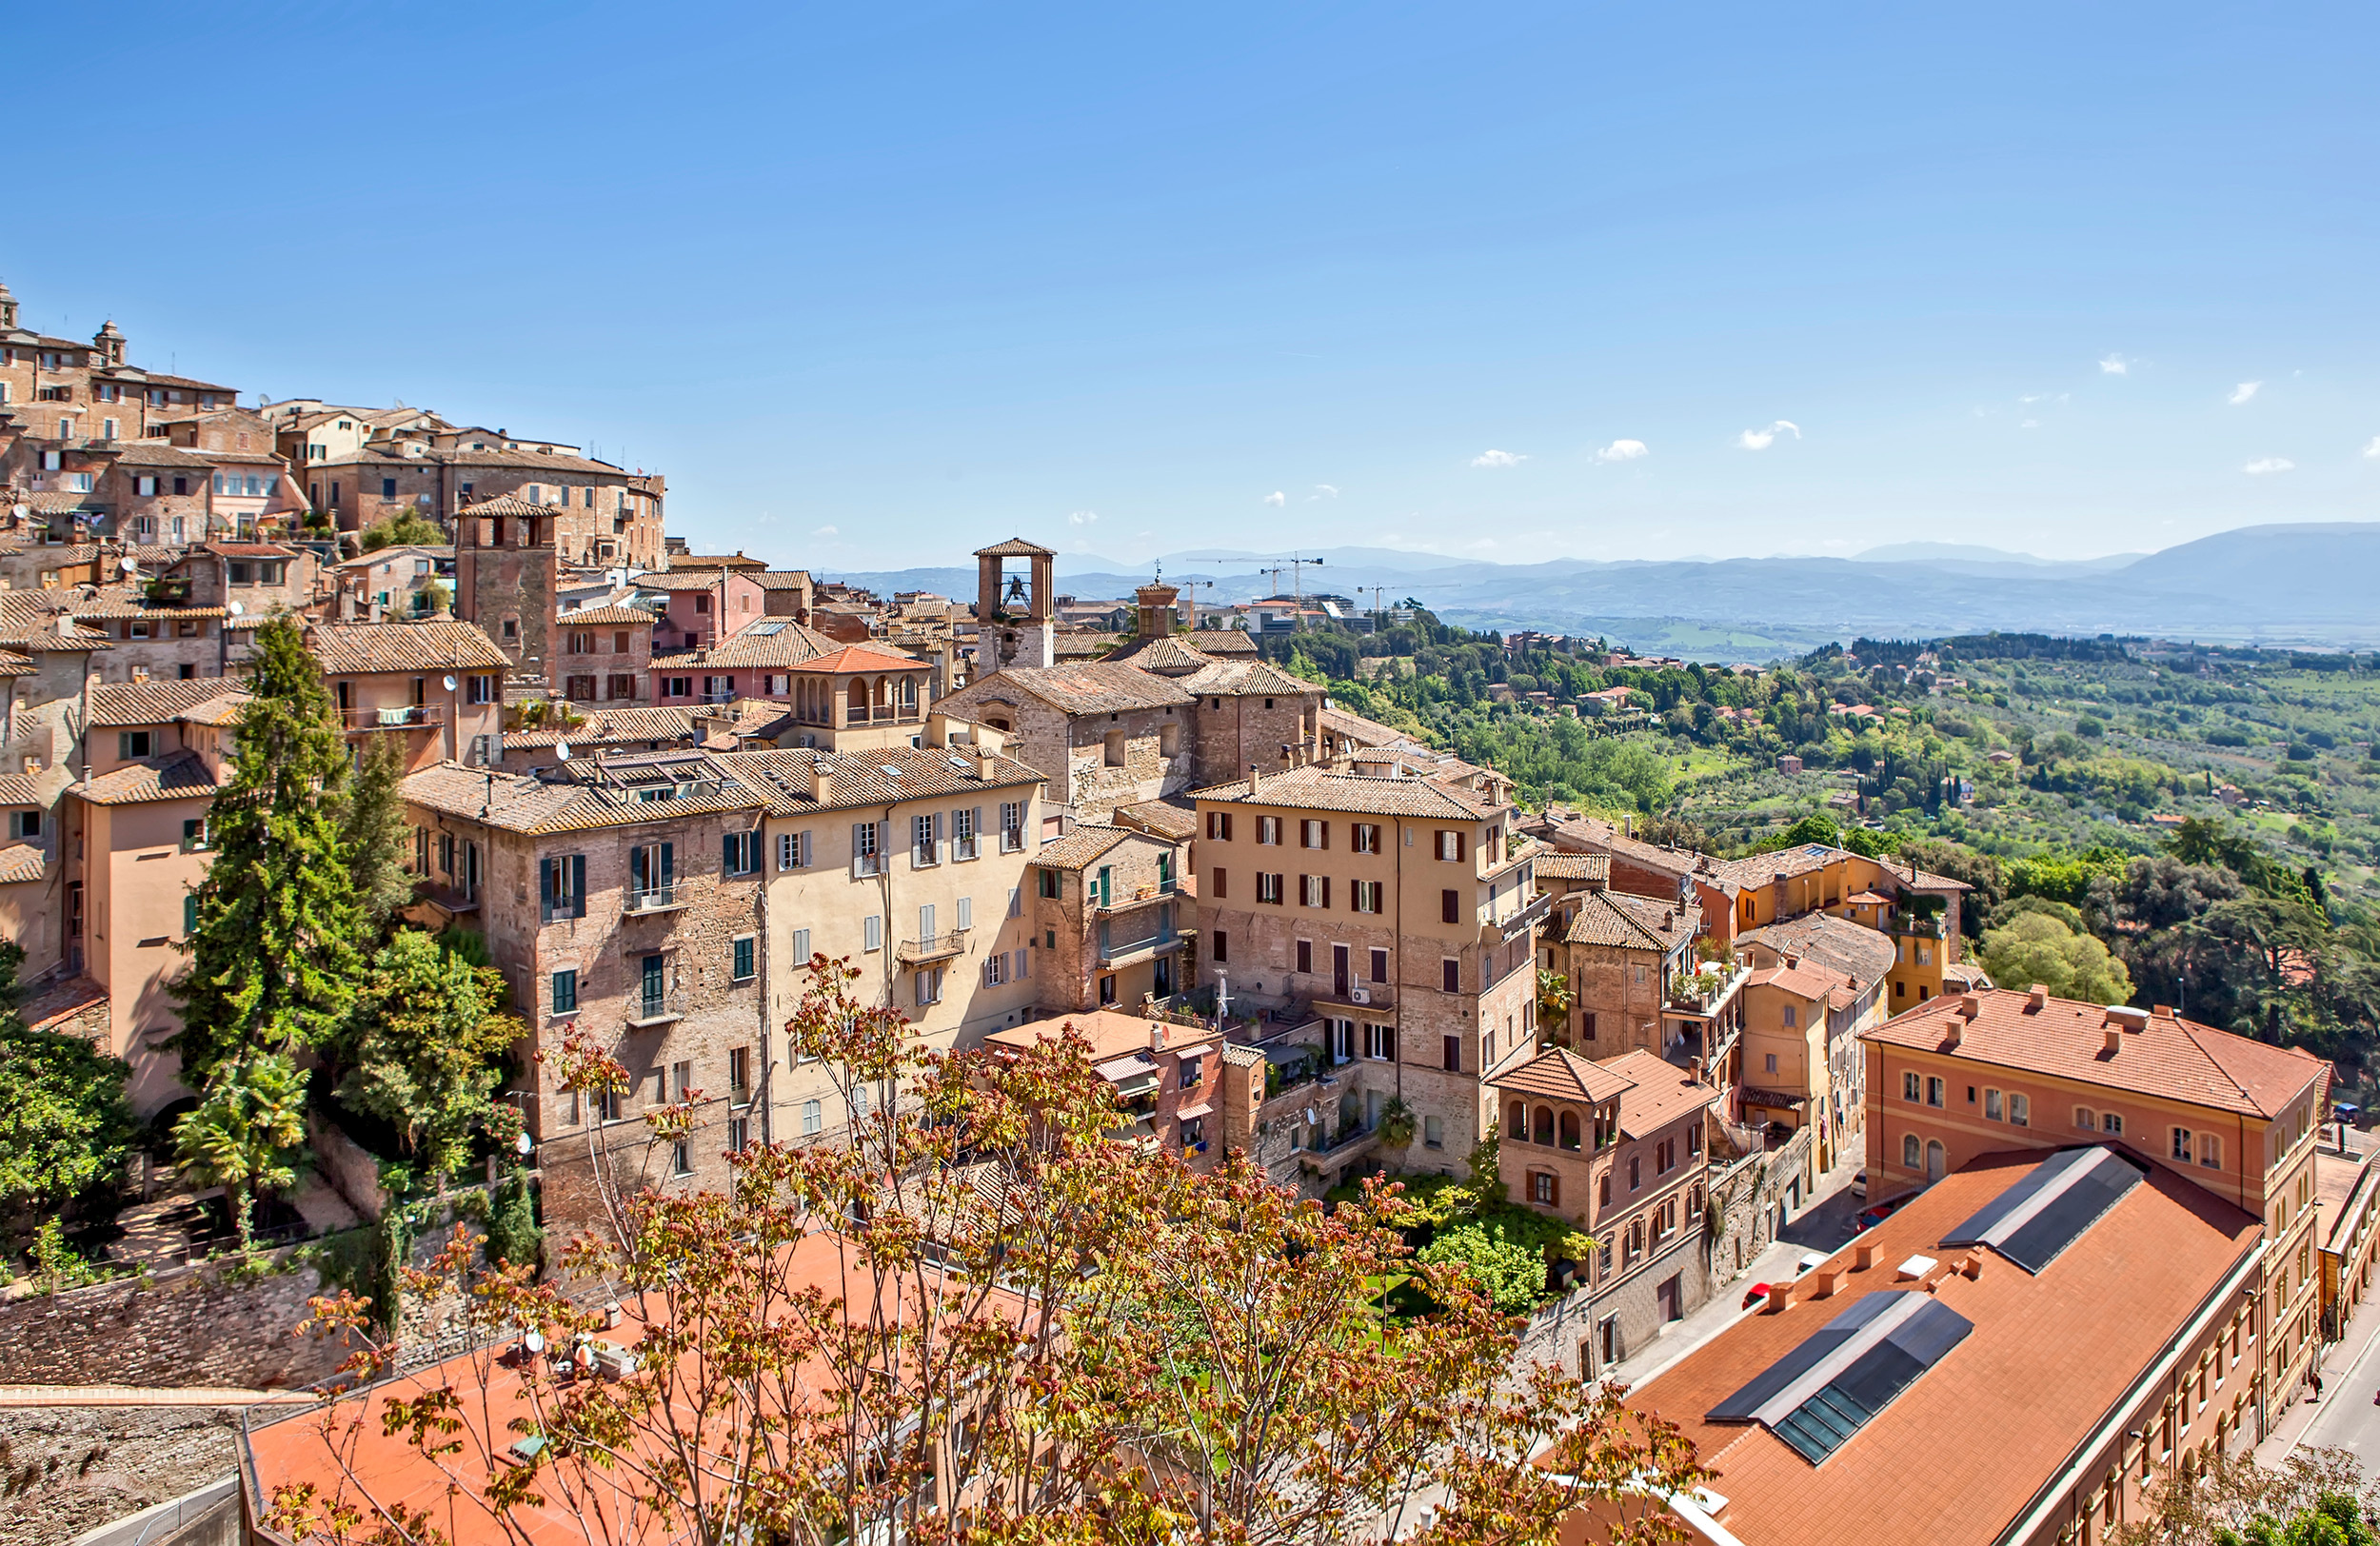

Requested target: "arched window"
[
  {"left": 1534, "top": 1106, "right": 1555, "bottom": 1146},
  {"left": 1558, "top": 1110, "right": 1582, "bottom": 1151},
  {"left": 847, "top": 678, "right": 867, "bottom": 719},
  {"left": 1902, "top": 1133, "right": 1920, "bottom": 1169},
  {"left": 1508, "top": 1101, "right": 1526, "bottom": 1140}
]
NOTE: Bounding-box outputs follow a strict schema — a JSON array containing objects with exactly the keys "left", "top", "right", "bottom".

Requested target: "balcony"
[
  {"left": 1096, "top": 882, "right": 1177, "bottom": 916},
  {"left": 898, "top": 928, "right": 969, "bottom": 964},
  {"left": 341, "top": 704, "right": 447, "bottom": 731},
  {"left": 1495, "top": 888, "right": 1552, "bottom": 941},
  {"left": 851, "top": 705, "right": 922, "bottom": 724},
  {"left": 623, "top": 884, "right": 686, "bottom": 916},
  {"left": 627, "top": 990, "right": 685, "bottom": 1029},
  {"left": 1309, "top": 980, "right": 1394, "bottom": 1014}
]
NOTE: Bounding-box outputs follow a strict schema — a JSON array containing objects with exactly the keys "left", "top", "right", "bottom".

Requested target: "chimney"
[
  {"left": 1784, "top": 953, "right": 1800, "bottom": 971},
  {"left": 1762, "top": 1280, "right": 1795, "bottom": 1314},
  {"left": 1149, "top": 1021, "right": 1166, "bottom": 1051},
  {"left": 1944, "top": 1019, "right": 1962, "bottom": 1049},
  {"left": 2028, "top": 983, "right": 2048, "bottom": 1011},
  {"left": 2104, "top": 1024, "right": 2123, "bottom": 1056},
  {"left": 1957, "top": 993, "right": 1981, "bottom": 1020},
  {"left": 974, "top": 748, "right": 1000, "bottom": 782},
  {"left": 1247, "top": 763, "right": 1259, "bottom": 797},
  {"left": 1810, "top": 1267, "right": 1843, "bottom": 1298},
  {"left": 1853, "top": 1241, "right": 1879, "bottom": 1271}
]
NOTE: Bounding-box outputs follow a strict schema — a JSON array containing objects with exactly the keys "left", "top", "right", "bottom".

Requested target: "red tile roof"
[
  {"left": 1618, "top": 1147, "right": 2261, "bottom": 1546},
  {"left": 1862, "top": 988, "right": 2328, "bottom": 1120}
]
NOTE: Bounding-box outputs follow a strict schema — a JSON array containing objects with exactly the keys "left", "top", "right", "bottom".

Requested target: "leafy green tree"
[
  {"left": 173, "top": 617, "right": 365, "bottom": 1083},
  {"left": 338, "top": 930, "right": 522, "bottom": 1186},
  {"left": 1980, "top": 912, "right": 2132, "bottom": 1004},
  {"left": 1418, "top": 1219, "right": 1548, "bottom": 1316},
  {"left": 0, "top": 942, "right": 135, "bottom": 1239},
  {"left": 358, "top": 511, "right": 442, "bottom": 551},
  {"left": 174, "top": 1053, "right": 309, "bottom": 1255},
  {"left": 341, "top": 734, "right": 414, "bottom": 941}
]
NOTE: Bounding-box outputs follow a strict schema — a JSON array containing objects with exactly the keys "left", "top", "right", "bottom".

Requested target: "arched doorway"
[{"left": 1925, "top": 1140, "right": 1946, "bottom": 1181}]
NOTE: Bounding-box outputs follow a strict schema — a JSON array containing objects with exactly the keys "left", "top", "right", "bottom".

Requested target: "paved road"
[{"left": 2293, "top": 1316, "right": 2380, "bottom": 1459}]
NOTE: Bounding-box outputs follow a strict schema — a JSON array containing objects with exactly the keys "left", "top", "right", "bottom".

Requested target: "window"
[
  {"left": 1441, "top": 888, "right": 1459, "bottom": 924},
  {"left": 2009, "top": 1093, "right": 2029, "bottom": 1127},
  {"left": 2103, "top": 1112, "right": 2124, "bottom": 1137},
  {"left": 1180, "top": 1053, "right": 1204, "bottom": 1089},
  {"left": 2202, "top": 1135, "right": 2222, "bottom": 1169},
  {"left": 731, "top": 936, "right": 756, "bottom": 981},
  {"left": 1210, "top": 867, "right": 1226, "bottom": 899},
  {"left": 953, "top": 805, "right": 978, "bottom": 860},
  {"left": 1212, "top": 930, "right": 1228, "bottom": 962},
  {"left": 916, "top": 966, "right": 944, "bottom": 1006},
  {"left": 2076, "top": 1105, "right": 2096, "bottom": 1131},
  {"left": 984, "top": 951, "right": 1009, "bottom": 986},
  {"left": 1206, "top": 810, "right": 1232, "bottom": 841},
  {"left": 791, "top": 927, "right": 811, "bottom": 966},
  {"left": 854, "top": 820, "right": 883, "bottom": 877},
  {"left": 723, "top": 830, "right": 761, "bottom": 876},
  {"left": 1299, "top": 874, "right": 1329, "bottom": 907},
  {"left": 1424, "top": 1116, "right": 1442, "bottom": 1149},
  {"left": 1353, "top": 823, "right": 1380, "bottom": 853},
  {"left": 1985, "top": 1088, "right": 2004, "bottom": 1121},
  {"left": 1442, "top": 1035, "right": 1460, "bottom": 1073},
  {"left": 1363, "top": 1023, "right": 1395, "bottom": 1061},
  {"left": 1764, "top": 1053, "right": 1779, "bottom": 1075},
  {"left": 1098, "top": 974, "right": 1116, "bottom": 1005},
  {"left": 117, "top": 730, "right": 151, "bottom": 760},
  {"left": 1532, "top": 1172, "right": 1557, "bottom": 1206},
  {"left": 803, "top": 1100, "right": 823, "bottom": 1137},
  {"left": 777, "top": 830, "right": 812, "bottom": 870},
  {"left": 1629, "top": 1155, "right": 1642, "bottom": 1190},
  {"left": 1001, "top": 801, "right": 1025, "bottom": 851},
  {"left": 1370, "top": 947, "right": 1389, "bottom": 983},
  {"left": 1926, "top": 1077, "right": 1945, "bottom": 1108},
  {"left": 1296, "top": 939, "right": 1313, "bottom": 974},
  {"left": 1903, "top": 1071, "right": 1921, "bottom": 1101},
  {"left": 14, "top": 809, "right": 42, "bottom": 841},
  {"left": 2173, "top": 1128, "right": 2195, "bottom": 1164},
  {"left": 1254, "top": 815, "right": 1280, "bottom": 845},
  {"left": 863, "top": 914, "right": 883, "bottom": 952},
  {"left": 1441, "top": 957, "right": 1460, "bottom": 993},
  {"left": 1300, "top": 819, "right": 1327, "bottom": 848},
  {"left": 1257, "top": 872, "right": 1283, "bottom": 904},
  {"left": 541, "top": 854, "right": 587, "bottom": 921}
]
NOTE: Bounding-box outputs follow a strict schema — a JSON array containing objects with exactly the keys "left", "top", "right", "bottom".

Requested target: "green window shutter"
[{"left": 183, "top": 893, "right": 199, "bottom": 935}]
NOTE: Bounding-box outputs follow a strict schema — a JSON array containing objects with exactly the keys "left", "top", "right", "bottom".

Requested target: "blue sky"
[{"left": 11, "top": 4, "right": 2378, "bottom": 569}]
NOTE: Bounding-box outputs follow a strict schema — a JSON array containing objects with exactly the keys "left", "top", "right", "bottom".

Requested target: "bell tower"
[
  {"left": 973, "top": 537, "right": 1057, "bottom": 671},
  {"left": 0, "top": 281, "right": 17, "bottom": 330}
]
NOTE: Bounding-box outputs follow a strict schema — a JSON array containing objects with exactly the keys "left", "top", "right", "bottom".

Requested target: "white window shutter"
[{"left": 957, "top": 896, "right": 972, "bottom": 930}]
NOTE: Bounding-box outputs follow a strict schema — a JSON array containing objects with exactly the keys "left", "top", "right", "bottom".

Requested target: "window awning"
[{"left": 1174, "top": 1100, "right": 1214, "bottom": 1120}]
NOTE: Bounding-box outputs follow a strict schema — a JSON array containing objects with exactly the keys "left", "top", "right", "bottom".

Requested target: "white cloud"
[
  {"left": 1262, "top": 490, "right": 1286, "bottom": 506},
  {"left": 1592, "top": 439, "right": 1649, "bottom": 464},
  {"left": 2099, "top": 354, "right": 2130, "bottom": 375},
  {"left": 2020, "top": 419, "right": 2040, "bottom": 430},
  {"left": 812, "top": 524, "right": 839, "bottom": 537},
  {"left": 1067, "top": 509, "right": 1099, "bottom": 525},
  {"left": 2363, "top": 436, "right": 2380, "bottom": 459},
  {"left": 2243, "top": 456, "right": 2295, "bottom": 475},
  {"left": 1470, "top": 449, "right": 1527, "bottom": 468},
  {"left": 1309, "top": 484, "right": 1339, "bottom": 500},
  {"left": 1735, "top": 420, "right": 1800, "bottom": 451},
  {"left": 2229, "top": 381, "right": 2262, "bottom": 406}
]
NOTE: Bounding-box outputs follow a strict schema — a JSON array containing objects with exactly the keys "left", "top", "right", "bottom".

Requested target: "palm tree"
[{"left": 173, "top": 1054, "right": 308, "bottom": 1255}]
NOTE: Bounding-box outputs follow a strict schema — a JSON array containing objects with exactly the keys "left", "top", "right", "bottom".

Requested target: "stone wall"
[
  {"left": 0, "top": 1406, "right": 244, "bottom": 1546},
  {"left": 0, "top": 1254, "right": 351, "bottom": 1390}
]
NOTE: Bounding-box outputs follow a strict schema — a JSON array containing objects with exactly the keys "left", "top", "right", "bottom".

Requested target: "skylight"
[
  {"left": 1709, "top": 1291, "right": 1973, "bottom": 1466},
  {"left": 1940, "top": 1146, "right": 2143, "bottom": 1276}
]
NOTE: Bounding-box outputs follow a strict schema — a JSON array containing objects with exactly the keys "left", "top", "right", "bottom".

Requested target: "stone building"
[
  {"left": 1548, "top": 888, "right": 1702, "bottom": 1061},
  {"left": 328, "top": 544, "right": 456, "bottom": 622},
  {"left": 306, "top": 618, "right": 509, "bottom": 771},
  {"left": 398, "top": 750, "right": 773, "bottom": 1234},
  {"left": 1189, "top": 753, "right": 1546, "bottom": 1173},
  {"left": 301, "top": 440, "right": 664, "bottom": 566},
  {"left": 1025, "top": 822, "right": 1192, "bottom": 1015},
  {"left": 453, "top": 495, "right": 558, "bottom": 675},
  {"left": 936, "top": 662, "right": 1196, "bottom": 823},
  {"left": 1494, "top": 1045, "right": 1720, "bottom": 1378},
  {"left": 553, "top": 603, "right": 657, "bottom": 706},
  {"left": 0, "top": 285, "right": 237, "bottom": 446}
]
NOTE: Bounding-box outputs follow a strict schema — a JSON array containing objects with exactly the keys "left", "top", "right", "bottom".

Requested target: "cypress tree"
[{"left": 173, "top": 617, "right": 365, "bottom": 1082}]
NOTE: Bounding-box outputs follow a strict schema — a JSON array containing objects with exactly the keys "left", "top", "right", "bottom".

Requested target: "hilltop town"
[{"left": 6, "top": 275, "right": 2379, "bottom": 1546}]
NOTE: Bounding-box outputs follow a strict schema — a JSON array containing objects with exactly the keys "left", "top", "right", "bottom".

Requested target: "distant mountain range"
[{"left": 817, "top": 522, "right": 2380, "bottom": 661}]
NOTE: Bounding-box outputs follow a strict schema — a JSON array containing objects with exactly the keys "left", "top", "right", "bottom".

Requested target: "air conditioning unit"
[{"left": 1347, "top": 987, "right": 1369, "bottom": 1005}]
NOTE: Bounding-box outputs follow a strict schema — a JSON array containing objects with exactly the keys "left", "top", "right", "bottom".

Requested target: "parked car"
[
  {"left": 1851, "top": 1169, "right": 1868, "bottom": 1200},
  {"left": 1741, "top": 1281, "right": 1772, "bottom": 1310}
]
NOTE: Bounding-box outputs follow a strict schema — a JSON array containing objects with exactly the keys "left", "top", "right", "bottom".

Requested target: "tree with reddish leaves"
[{"left": 267, "top": 955, "right": 1707, "bottom": 1546}]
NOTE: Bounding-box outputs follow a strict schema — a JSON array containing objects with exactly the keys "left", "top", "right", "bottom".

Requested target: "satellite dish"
[
  {"left": 227, "top": 600, "right": 245, "bottom": 617},
  {"left": 554, "top": 740, "right": 573, "bottom": 761},
  {"left": 443, "top": 674, "right": 459, "bottom": 690},
  {"left": 118, "top": 556, "right": 138, "bottom": 574},
  {"left": 521, "top": 1329, "right": 545, "bottom": 1354}
]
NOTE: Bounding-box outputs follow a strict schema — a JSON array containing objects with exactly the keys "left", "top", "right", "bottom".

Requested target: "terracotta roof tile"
[
  {"left": 1031, "top": 824, "right": 1139, "bottom": 871},
  {"left": 87, "top": 677, "right": 243, "bottom": 727},
  {"left": 797, "top": 644, "right": 927, "bottom": 674},
  {"left": 1604, "top": 1048, "right": 1722, "bottom": 1138},
  {"left": 1739, "top": 912, "right": 1897, "bottom": 984},
  {"left": 671, "top": 622, "right": 843, "bottom": 670},
  {"left": 973, "top": 663, "right": 1197, "bottom": 715},
  {"left": 1861, "top": 988, "right": 2328, "bottom": 1120},
  {"left": 1562, "top": 890, "right": 1698, "bottom": 951},
  {"left": 1191, "top": 763, "right": 1503, "bottom": 821},
  {"left": 307, "top": 619, "right": 508, "bottom": 675},
  {"left": 75, "top": 751, "right": 222, "bottom": 805},
  {"left": 0, "top": 774, "right": 41, "bottom": 805},
  {"left": 556, "top": 605, "right": 659, "bottom": 626},
  {"left": 0, "top": 842, "right": 44, "bottom": 883},
  {"left": 984, "top": 1007, "right": 1219, "bottom": 1061},
  {"left": 973, "top": 537, "right": 1057, "bottom": 558},
  {"left": 19, "top": 972, "right": 104, "bottom": 1032},
  {"left": 1536, "top": 852, "right": 1611, "bottom": 883},
  {"left": 1179, "top": 658, "right": 1321, "bottom": 699},
  {"left": 1490, "top": 1046, "right": 1638, "bottom": 1105},
  {"left": 1112, "top": 798, "right": 1198, "bottom": 842}
]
